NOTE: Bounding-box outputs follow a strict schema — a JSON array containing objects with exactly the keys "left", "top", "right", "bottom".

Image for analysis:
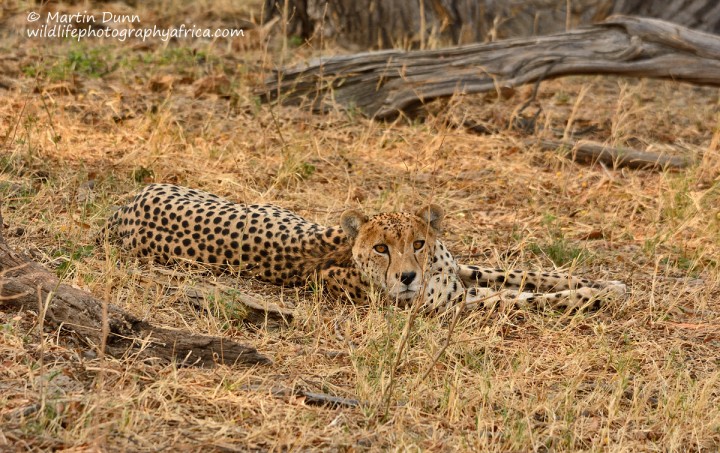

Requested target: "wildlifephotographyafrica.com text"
[{"left": 24, "top": 10, "right": 244, "bottom": 42}]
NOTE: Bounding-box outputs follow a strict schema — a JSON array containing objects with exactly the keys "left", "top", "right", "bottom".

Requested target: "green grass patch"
[
  {"left": 528, "top": 213, "right": 587, "bottom": 267},
  {"left": 53, "top": 244, "right": 95, "bottom": 279},
  {"left": 23, "top": 45, "right": 117, "bottom": 81}
]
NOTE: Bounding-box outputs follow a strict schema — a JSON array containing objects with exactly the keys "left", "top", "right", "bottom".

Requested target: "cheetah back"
[{"left": 107, "top": 184, "right": 349, "bottom": 286}]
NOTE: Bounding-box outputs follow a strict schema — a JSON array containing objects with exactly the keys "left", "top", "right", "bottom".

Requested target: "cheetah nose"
[{"left": 400, "top": 271, "right": 417, "bottom": 286}]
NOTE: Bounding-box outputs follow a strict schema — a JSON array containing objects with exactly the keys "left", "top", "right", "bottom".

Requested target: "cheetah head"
[{"left": 340, "top": 205, "right": 443, "bottom": 302}]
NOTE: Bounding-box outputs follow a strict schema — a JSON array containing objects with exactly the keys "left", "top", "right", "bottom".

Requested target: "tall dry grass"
[{"left": 1, "top": 1, "right": 719, "bottom": 450}]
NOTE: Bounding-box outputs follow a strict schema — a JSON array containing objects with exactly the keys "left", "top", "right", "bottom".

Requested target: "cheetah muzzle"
[{"left": 105, "top": 184, "right": 627, "bottom": 314}]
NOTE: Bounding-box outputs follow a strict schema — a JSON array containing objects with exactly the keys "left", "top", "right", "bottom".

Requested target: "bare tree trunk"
[
  {"left": 261, "top": 16, "right": 720, "bottom": 120},
  {"left": 0, "top": 209, "right": 270, "bottom": 367},
  {"left": 613, "top": 0, "right": 720, "bottom": 34},
  {"left": 263, "top": 0, "right": 719, "bottom": 49}
]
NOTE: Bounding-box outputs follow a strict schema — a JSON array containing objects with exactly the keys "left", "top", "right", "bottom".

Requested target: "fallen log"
[
  {"left": 242, "top": 385, "right": 362, "bottom": 408},
  {"left": 0, "top": 208, "right": 270, "bottom": 367},
  {"left": 530, "top": 139, "right": 692, "bottom": 170},
  {"left": 261, "top": 15, "right": 720, "bottom": 119}
]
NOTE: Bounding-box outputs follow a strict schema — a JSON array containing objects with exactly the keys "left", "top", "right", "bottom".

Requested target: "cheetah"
[{"left": 105, "top": 184, "right": 626, "bottom": 314}]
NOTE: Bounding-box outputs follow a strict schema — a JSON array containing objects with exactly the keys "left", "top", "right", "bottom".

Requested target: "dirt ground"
[{"left": 1, "top": 1, "right": 719, "bottom": 451}]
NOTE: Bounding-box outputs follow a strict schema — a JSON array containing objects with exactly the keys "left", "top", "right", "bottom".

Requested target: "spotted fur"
[{"left": 106, "top": 184, "right": 626, "bottom": 313}]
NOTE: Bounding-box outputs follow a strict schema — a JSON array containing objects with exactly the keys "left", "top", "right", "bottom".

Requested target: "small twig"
[
  {"left": 512, "top": 61, "right": 558, "bottom": 133},
  {"left": 39, "top": 94, "right": 59, "bottom": 148},
  {"left": 0, "top": 199, "right": 4, "bottom": 243},
  {"left": 36, "top": 286, "right": 54, "bottom": 416},
  {"left": 4, "top": 66, "right": 40, "bottom": 151},
  {"left": 381, "top": 297, "right": 423, "bottom": 417},
  {"left": 418, "top": 297, "right": 467, "bottom": 383}
]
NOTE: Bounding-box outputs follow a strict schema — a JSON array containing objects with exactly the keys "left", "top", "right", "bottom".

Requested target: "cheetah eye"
[
  {"left": 373, "top": 244, "right": 388, "bottom": 254},
  {"left": 413, "top": 240, "right": 425, "bottom": 251}
]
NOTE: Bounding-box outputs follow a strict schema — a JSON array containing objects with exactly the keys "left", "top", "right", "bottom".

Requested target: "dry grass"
[{"left": 1, "top": 1, "right": 720, "bottom": 451}]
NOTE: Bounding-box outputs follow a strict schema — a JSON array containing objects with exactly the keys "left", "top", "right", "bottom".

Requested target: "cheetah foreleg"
[
  {"left": 318, "top": 266, "right": 369, "bottom": 303},
  {"left": 420, "top": 272, "right": 466, "bottom": 314}
]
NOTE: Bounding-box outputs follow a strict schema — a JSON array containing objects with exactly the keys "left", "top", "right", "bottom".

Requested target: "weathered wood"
[
  {"left": 264, "top": 0, "right": 615, "bottom": 48},
  {"left": 0, "top": 208, "right": 270, "bottom": 367},
  {"left": 243, "top": 385, "right": 362, "bottom": 408},
  {"left": 127, "top": 268, "right": 294, "bottom": 326},
  {"left": 531, "top": 139, "right": 692, "bottom": 170},
  {"left": 262, "top": 16, "right": 720, "bottom": 119},
  {"left": 613, "top": 0, "right": 720, "bottom": 34},
  {"left": 264, "top": 0, "right": 720, "bottom": 48}
]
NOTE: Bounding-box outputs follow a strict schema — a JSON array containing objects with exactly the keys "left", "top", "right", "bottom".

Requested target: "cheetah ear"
[
  {"left": 416, "top": 204, "right": 444, "bottom": 233},
  {"left": 340, "top": 209, "right": 368, "bottom": 239}
]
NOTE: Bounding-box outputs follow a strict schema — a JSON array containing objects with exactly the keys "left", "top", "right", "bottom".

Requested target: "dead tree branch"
[
  {"left": 530, "top": 139, "right": 692, "bottom": 170},
  {"left": 0, "top": 207, "right": 270, "bottom": 367},
  {"left": 261, "top": 16, "right": 720, "bottom": 119}
]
